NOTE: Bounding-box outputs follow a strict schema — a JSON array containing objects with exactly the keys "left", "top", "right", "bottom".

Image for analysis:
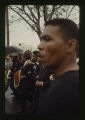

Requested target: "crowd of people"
[
  {"left": 5, "top": 50, "right": 54, "bottom": 114},
  {"left": 5, "top": 18, "right": 79, "bottom": 115}
]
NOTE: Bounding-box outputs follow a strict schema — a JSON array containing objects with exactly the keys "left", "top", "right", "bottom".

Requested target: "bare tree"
[
  {"left": 8, "top": 5, "right": 78, "bottom": 38},
  {"left": 5, "top": 6, "right": 10, "bottom": 46}
]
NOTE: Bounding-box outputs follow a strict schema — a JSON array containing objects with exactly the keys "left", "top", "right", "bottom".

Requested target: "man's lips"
[
  {"left": 38, "top": 53, "right": 44, "bottom": 61},
  {"left": 38, "top": 55, "right": 43, "bottom": 58},
  {"left": 38, "top": 53, "right": 44, "bottom": 58}
]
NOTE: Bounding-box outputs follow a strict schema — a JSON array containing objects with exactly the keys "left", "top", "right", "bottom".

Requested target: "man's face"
[
  {"left": 32, "top": 54, "right": 37, "bottom": 62},
  {"left": 25, "top": 51, "right": 32, "bottom": 60},
  {"left": 38, "top": 25, "right": 68, "bottom": 68},
  {"left": 29, "top": 53, "right": 32, "bottom": 59},
  {"left": 6, "top": 55, "right": 10, "bottom": 61},
  {"left": 21, "top": 56, "right": 26, "bottom": 64}
]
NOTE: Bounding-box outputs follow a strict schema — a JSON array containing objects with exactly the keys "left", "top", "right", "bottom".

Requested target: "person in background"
[
  {"left": 36, "top": 67, "right": 54, "bottom": 93},
  {"left": 31, "top": 51, "right": 40, "bottom": 113},
  {"left": 32, "top": 51, "right": 40, "bottom": 81},
  {"left": 31, "top": 51, "right": 54, "bottom": 113},
  {"left": 9, "top": 55, "right": 23, "bottom": 101},
  {"left": 36, "top": 18, "right": 79, "bottom": 115},
  {"left": 5, "top": 54, "right": 13, "bottom": 72},
  {"left": 32, "top": 65, "right": 54, "bottom": 113},
  {"left": 9, "top": 56, "right": 21, "bottom": 88},
  {"left": 5, "top": 54, "right": 13, "bottom": 91},
  {"left": 24, "top": 50, "right": 32, "bottom": 60},
  {"left": 17, "top": 51, "right": 34, "bottom": 114}
]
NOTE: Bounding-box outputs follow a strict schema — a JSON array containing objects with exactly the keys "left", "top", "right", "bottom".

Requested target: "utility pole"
[{"left": 6, "top": 6, "right": 9, "bottom": 47}]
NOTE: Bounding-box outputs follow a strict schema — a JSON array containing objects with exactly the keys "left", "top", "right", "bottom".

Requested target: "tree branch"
[
  {"left": 10, "top": 18, "right": 22, "bottom": 23},
  {"left": 48, "top": 5, "right": 56, "bottom": 20},
  {"left": 17, "top": 6, "right": 37, "bottom": 24},
  {"left": 9, "top": 6, "right": 37, "bottom": 32},
  {"left": 48, "top": 5, "right": 62, "bottom": 20},
  {"left": 67, "top": 6, "right": 76, "bottom": 18},
  {"left": 43, "top": 5, "right": 48, "bottom": 24},
  {"left": 26, "top": 5, "right": 38, "bottom": 21},
  {"left": 36, "top": 6, "right": 41, "bottom": 36}
]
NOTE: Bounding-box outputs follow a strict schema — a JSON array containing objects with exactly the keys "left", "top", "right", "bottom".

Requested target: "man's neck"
[{"left": 54, "top": 57, "right": 79, "bottom": 76}]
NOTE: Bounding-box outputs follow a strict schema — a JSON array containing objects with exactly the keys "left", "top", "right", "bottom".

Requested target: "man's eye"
[
  {"left": 45, "top": 37, "right": 51, "bottom": 41},
  {"left": 40, "top": 36, "right": 51, "bottom": 41}
]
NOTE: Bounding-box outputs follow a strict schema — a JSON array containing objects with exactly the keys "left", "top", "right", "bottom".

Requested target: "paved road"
[
  {"left": 5, "top": 86, "right": 32, "bottom": 114},
  {"left": 5, "top": 86, "right": 18, "bottom": 114}
]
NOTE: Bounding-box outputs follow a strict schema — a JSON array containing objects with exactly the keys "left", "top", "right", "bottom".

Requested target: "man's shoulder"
[
  {"left": 37, "top": 70, "right": 79, "bottom": 114},
  {"left": 54, "top": 70, "right": 79, "bottom": 84},
  {"left": 47, "top": 70, "right": 79, "bottom": 95}
]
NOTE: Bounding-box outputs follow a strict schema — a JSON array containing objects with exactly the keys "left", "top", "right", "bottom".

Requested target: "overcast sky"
[
  {"left": 5, "top": 17, "right": 40, "bottom": 50},
  {"left": 9, "top": 21, "right": 40, "bottom": 50},
  {"left": 5, "top": 5, "right": 79, "bottom": 51}
]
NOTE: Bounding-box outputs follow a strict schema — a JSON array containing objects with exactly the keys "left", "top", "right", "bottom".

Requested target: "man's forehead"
[{"left": 40, "top": 25, "right": 61, "bottom": 37}]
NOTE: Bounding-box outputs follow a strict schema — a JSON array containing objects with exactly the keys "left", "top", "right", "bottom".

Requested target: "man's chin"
[
  {"left": 37, "top": 57, "right": 44, "bottom": 62},
  {"left": 43, "top": 62, "right": 57, "bottom": 69},
  {"left": 41, "top": 62, "right": 51, "bottom": 68},
  {"left": 38, "top": 58, "right": 53, "bottom": 67},
  {"left": 38, "top": 59, "right": 47, "bottom": 67}
]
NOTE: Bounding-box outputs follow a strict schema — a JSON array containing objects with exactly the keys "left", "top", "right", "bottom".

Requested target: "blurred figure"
[
  {"left": 17, "top": 51, "right": 34, "bottom": 114},
  {"left": 24, "top": 50, "right": 32, "bottom": 60},
  {"left": 31, "top": 51, "right": 40, "bottom": 113},
  {"left": 36, "top": 67, "right": 54, "bottom": 91},
  {"left": 9, "top": 55, "right": 23, "bottom": 100},
  {"left": 5, "top": 55, "right": 13, "bottom": 91},
  {"left": 31, "top": 51, "right": 54, "bottom": 113},
  {"left": 32, "top": 51, "right": 39, "bottom": 62},
  {"left": 5, "top": 54, "right": 13, "bottom": 71},
  {"left": 5, "top": 54, "right": 23, "bottom": 114},
  {"left": 32, "top": 51, "right": 40, "bottom": 80}
]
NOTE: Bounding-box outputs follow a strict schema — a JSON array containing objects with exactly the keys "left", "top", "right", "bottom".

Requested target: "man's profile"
[{"left": 36, "top": 18, "right": 79, "bottom": 115}]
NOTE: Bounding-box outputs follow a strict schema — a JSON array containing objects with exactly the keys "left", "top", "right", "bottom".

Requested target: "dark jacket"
[
  {"left": 39, "top": 67, "right": 54, "bottom": 87},
  {"left": 19, "top": 63, "right": 34, "bottom": 96},
  {"left": 36, "top": 70, "right": 79, "bottom": 115}
]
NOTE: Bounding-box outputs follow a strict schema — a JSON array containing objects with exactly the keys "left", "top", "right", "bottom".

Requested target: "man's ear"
[{"left": 66, "top": 39, "right": 77, "bottom": 53}]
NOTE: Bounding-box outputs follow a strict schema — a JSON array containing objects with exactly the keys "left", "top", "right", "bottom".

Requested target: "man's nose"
[{"left": 38, "top": 40, "right": 45, "bottom": 51}]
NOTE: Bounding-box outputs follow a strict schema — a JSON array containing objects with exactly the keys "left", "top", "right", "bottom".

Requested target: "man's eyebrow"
[{"left": 40, "top": 35, "right": 51, "bottom": 39}]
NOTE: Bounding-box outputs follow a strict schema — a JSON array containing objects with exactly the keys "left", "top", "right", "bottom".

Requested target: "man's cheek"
[{"left": 47, "top": 46, "right": 57, "bottom": 57}]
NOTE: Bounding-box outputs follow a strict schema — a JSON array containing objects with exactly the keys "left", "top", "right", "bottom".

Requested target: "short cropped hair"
[
  {"left": 45, "top": 18, "right": 79, "bottom": 43},
  {"left": 33, "top": 51, "right": 39, "bottom": 57},
  {"left": 25, "top": 50, "right": 31, "bottom": 54},
  {"left": 23, "top": 53, "right": 31, "bottom": 60}
]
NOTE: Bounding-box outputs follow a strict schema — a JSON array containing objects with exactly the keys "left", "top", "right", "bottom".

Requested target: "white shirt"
[
  {"left": 23, "top": 60, "right": 33, "bottom": 67},
  {"left": 76, "top": 58, "right": 79, "bottom": 64}
]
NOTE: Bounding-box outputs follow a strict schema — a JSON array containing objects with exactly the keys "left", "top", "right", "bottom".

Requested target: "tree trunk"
[{"left": 6, "top": 6, "right": 9, "bottom": 47}]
